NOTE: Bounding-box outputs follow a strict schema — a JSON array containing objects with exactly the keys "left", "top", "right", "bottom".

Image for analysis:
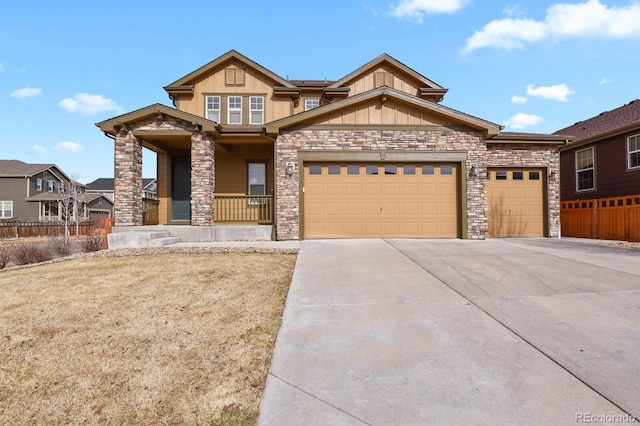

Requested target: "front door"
[{"left": 172, "top": 155, "right": 191, "bottom": 221}]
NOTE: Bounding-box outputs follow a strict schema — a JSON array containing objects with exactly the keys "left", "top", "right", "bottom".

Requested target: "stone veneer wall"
[
  {"left": 190, "top": 132, "right": 215, "bottom": 225},
  {"left": 275, "top": 128, "right": 487, "bottom": 240},
  {"left": 486, "top": 143, "right": 561, "bottom": 238},
  {"left": 114, "top": 130, "right": 143, "bottom": 226},
  {"left": 275, "top": 129, "right": 561, "bottom": 240}
]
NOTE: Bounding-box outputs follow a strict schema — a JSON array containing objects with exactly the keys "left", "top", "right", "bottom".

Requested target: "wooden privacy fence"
[
  {"left": 0, "top": 220, "right": 96, "bottom": 239},
  {"left": 214, "top": 194, "right": 274, "bottom": 224},
  {"left": 561, "top": 194, "right": 640, "bottom": 242}
]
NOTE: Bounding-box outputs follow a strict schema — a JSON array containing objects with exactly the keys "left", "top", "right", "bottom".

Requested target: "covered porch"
[{"left": 96, "top": 104, "right": 275, "bottom": 238}]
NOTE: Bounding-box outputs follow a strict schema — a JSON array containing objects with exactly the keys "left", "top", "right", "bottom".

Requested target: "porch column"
[
  {"left": 114, "top": 129, "right": 143, "bottom": 226},
  {"left": 190, "top": 131, "right": 215, "bottom": 225}
]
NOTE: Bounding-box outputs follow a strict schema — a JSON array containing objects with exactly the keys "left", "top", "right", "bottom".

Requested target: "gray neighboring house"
[
  {"left": 0, "top": 159, "right": 91, "bottom": 221},
  {"left": 86, "top": 178, "right": 157, "bottom": 202}
]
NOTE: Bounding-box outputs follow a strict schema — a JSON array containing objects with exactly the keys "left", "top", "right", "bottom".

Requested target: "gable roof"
[
  {"left": 266, "top": 86, "right": 501, "bottom": 136},
  {"left": 164, "top": 49, "right": 296, "bottom": 95},
  {"left": 327, "top": 53, "right": 448, "bottom": 99},
  {"left": 95, "top": 103, "right": 219, "bottom": 135},
  {"left": 555, "top": 99, "right": 640, "bottom": 147},
  {"left": 0, "top": 160, "right": 75, "bottom": 181},
  {"left": 0, "top": 160, "right": 53, "bottom": 177}
]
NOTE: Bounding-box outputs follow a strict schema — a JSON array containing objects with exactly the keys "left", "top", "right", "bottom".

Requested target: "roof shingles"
[{"left": 554, "top": 99, "right": 640, "bottom": 143}]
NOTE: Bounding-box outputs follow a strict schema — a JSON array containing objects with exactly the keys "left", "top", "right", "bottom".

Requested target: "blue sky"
[{"left": 2, "top": 0, "right": 639, "bottom": 183}]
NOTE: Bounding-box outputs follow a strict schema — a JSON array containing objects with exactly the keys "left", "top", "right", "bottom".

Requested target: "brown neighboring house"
[
  {"left": 97, "top": 50, "right": 571, "bottom": 244},
  {"left": 555, "top": 99, "right": 640, "bottom": 241},
  {"left": 0, "top": 160, "right": 91, "bottom": 221}
]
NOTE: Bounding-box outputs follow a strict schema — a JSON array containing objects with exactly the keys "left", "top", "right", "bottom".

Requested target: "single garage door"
[
  {"left": 487, "top": 169, "right": 545, "bottom": 237},
  {"left": 304, "top": 163, "right": 458, "bottom": 238}
]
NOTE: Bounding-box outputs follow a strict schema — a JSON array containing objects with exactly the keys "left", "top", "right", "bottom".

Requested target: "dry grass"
[{"left": 0, "top": 252, "right": 297, "bottom": 425}]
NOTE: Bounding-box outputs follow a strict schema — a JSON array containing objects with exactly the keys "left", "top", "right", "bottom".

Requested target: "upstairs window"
[
  {"left": 47, "top": 180, "right": 55, "bottom": 192},
  {"left": 250, "top": 96, "right": 264, "bottom": 124},
  {"left": 0, "top": 201, "right": 12, "bottom": 218},
  {"left": 628, "top": 134, "right": 640, "bottom": 169},
  {"left": 304, "top": 99, "right": 320, "bottom": 111},
  {"left": 206, "top": 96, "right": 220, "bottom": 122},
  {"left": 228, "top": 96, "right": 242, "bottom": 124},
  {"left": 576, "top": 147, "right": 595, "bottom": 191},
  {"left": 35, "top": 178, "right": 43, "bottom": 191}
]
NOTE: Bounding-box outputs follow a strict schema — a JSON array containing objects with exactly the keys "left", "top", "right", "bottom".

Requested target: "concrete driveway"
[{"left": 258, "top": 239, "right": 640, "bottom": 425}]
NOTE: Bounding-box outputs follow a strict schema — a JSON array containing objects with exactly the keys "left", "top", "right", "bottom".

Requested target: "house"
[
  {"left": 555, "top": 99, "right": 640, "bottom": 241},
  {"left": 84, "top": 194, "right": 114, "bottom": 220},
  {"left": 86, "top": 177, "right": 157, "bottom": 201},
  {"left": 97, "top": 50, "right": 570, "bottom": 245},
  {"left": 0, "top": 160, "right": 90, "bottom": 221}
]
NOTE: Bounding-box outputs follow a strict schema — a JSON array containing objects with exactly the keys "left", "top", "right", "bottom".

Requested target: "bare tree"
[{"left": 49, "top": 175, "right": 86, "bottom": 255}]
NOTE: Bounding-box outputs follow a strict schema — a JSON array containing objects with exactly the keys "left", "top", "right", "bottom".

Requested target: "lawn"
[{"left": 0, "top": 250, "right": 297, "bottom": 425}]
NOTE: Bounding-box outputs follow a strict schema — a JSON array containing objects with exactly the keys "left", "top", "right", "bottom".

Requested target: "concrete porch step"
[
  {"left": 108, "top": 231, "right": 183, "bottom": 249},
  {"left": 108, "top": 225, "right": 274, "bottom": 249}
]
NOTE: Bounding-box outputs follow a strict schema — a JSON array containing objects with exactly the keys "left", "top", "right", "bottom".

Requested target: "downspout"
[{"left": 262, "top": 131, "right": 278, "bottom": 241}]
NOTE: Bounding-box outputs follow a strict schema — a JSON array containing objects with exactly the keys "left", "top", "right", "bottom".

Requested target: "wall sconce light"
[
  {"left": 549, "top": 170, "right": 558, "bottom": 181},
  {"left": 285, "top": 162, "right": 294, "bottom": 177},
  {"left": 469, "top": 164, "right": 479, "bottom": 178}
]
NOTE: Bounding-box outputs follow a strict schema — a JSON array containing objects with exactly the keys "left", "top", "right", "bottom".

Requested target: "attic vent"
[
  {"left": 374, "top": 72, "right": 393, "bottom": 88},
  {"left": 225, "top": 68, "right": 245, "bottom": 87}
]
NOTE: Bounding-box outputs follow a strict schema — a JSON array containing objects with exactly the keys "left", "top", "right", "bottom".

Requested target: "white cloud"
[
  {"left": 599, "top": 77, "right": 612, "bottom": 85},
  {"left": 526, "top": 83, "right": 574, "bottom": 102},
  {"left": 464, "top": 0, "right": 640, "bottom": 53},
  {"left": 10, "top": 87, "right": 42, "bottom": 99},
  {"left": 32, "top": 145, "right": 47, "bottom": 154},
  {"left": 391, "top": 0, "right": 468, "bottom": 22},
  {"left": 511, "top": 95, "right": 528, "bottom": 104},
  {"left": 59, "top": 93, "right": 121, "bottom": 115},
  {"left": 56, "top": 141, "right": 84, "bottom": 152},
  {"left": 505, "top": 113, "right": 543, "bottom": 129}
]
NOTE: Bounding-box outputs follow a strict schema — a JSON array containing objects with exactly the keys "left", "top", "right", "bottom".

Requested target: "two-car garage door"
[{"left": 303, "top": 163, "right": 458, "bottom": 238}]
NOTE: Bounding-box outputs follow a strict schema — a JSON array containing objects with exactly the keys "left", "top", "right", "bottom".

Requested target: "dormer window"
[
  {"left": 304, "top": 99, "right": 320, "bottom": 111},
  {"left": 47, "top": 180, "right": 55, "bottom": 192},
  {"left": 35, "top": 178, "right": 43, "bottom": 191}
]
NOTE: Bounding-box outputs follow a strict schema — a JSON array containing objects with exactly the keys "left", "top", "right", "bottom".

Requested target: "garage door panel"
[
  {"left": 304, "top": 162, "right": 458, "bottom": 239},
  {"left": 487, "top": 168, "right": 544, "bottom": 238}
]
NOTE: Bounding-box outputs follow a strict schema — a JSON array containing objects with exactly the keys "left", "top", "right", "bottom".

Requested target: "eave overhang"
[
  {"left": 558, "top": 124, "right": 640, "bottom": 151},
  {"left": 419, "top": 87, "right": 448, "bottom": 102},
  {"left": 266, "top": 86, "right": 502, "bottom": 137},
  {"left": 489, "top": 132, "right": 573, "bottom": 145},
  {"left": 95, "top": 103, "right": 221, "bottom": 136}
]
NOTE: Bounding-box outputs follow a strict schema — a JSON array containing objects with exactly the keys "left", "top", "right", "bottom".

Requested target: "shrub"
[
  {"left": 48, "top": 234, "right": 73, "bottom": 256},
  {"left": 13, "top": 244, "right": 53, "bottom": 265},
  {"left": 81, "top": 227, "right": 107, "bottom": 252},
  {"left": 0, "top": 246, "right": 11, "bottom": 269}
]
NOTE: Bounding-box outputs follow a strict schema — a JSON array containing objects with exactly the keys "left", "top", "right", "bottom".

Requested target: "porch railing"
[
  {"left": 143, "top": 198, "right": 159, "bottom": 225},
  {"left": 215, "top": 194, "right": 273, "bottom": 224}
]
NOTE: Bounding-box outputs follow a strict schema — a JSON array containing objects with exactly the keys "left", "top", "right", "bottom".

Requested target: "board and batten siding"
[
  {"left": 343, "top": 65, "right": 424, "bottom": 98},
  {"left": 308, "top": 99, "right": 457, "bottom": 127},
  {"left": 177, "top": 58, "right": 291, "bottom": 123}
]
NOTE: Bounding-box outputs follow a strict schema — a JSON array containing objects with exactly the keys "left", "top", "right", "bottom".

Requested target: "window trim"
[
  {"left": 205, "top": 95, "right": 220, "bottom": 122},
  {"left": 0, "top": 201, "right": 13, "bottom": 219},
  {"left": 35, "top": 178, "right": 43, "bottom": 191},
  {"left": 47, "top": 180, "right": 55, "bottom": 193},
  {"left": 628, "top": 134, "right": 640, "bottom": 170},
  {"left": 576, "top": 147, "right": 595, "bottom": 192},
  {"left": 227, "top": 96, "right": 242, "bottom": 124},
  {"left": 247, "top": 162, "right": 267, "bottom": 205},
  {"left": 249, "top": 96, "right": 264, "bottom": 125}
]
